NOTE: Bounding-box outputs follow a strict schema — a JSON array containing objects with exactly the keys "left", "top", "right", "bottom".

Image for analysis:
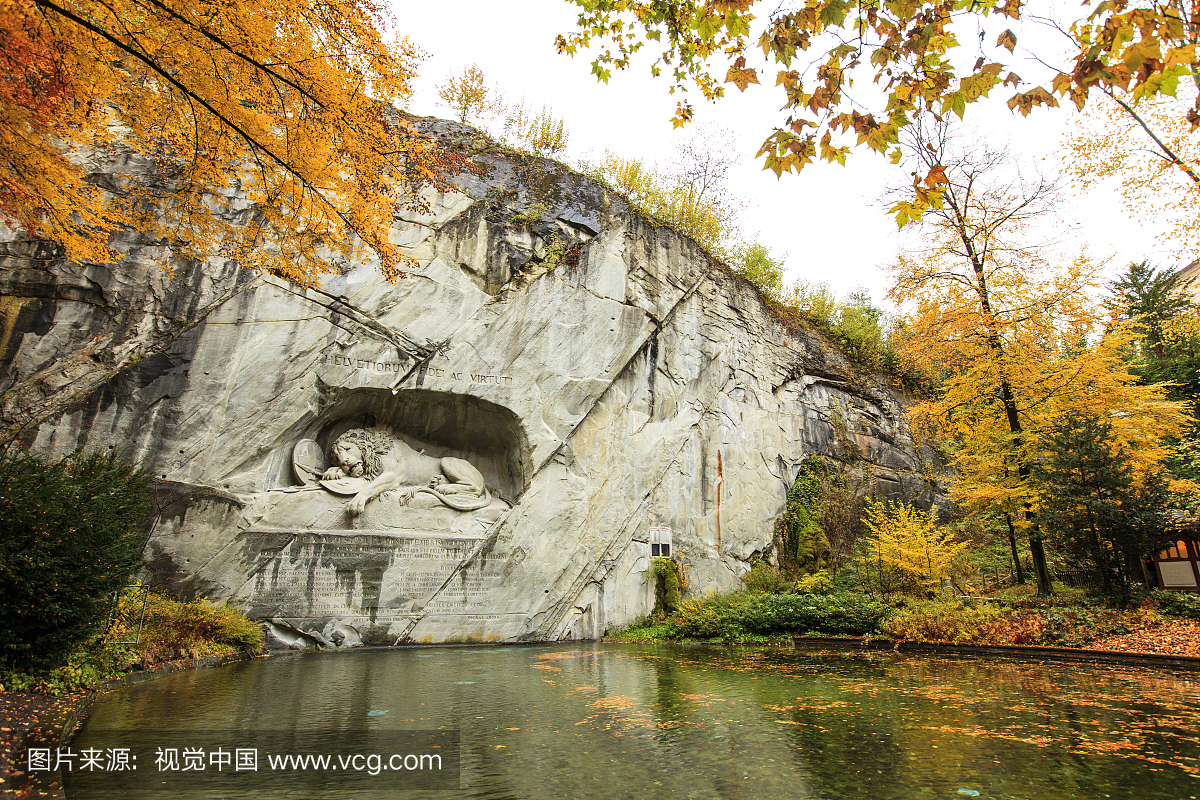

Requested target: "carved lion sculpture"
[{"left": 320, "top": 428, "right": 493, "bottom": 517}]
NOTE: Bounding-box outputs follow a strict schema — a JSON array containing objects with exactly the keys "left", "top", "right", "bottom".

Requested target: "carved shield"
[
  {"left": 319, "top": 477, "right": 368, "bottom": 496},
  {"left": 292, "top": 439, "right": 325, "bottom": 485}
]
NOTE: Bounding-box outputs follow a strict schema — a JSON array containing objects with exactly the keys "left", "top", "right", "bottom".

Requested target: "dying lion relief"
[{"left": 296, "top": 427, "right": 495, "bottom": 515}]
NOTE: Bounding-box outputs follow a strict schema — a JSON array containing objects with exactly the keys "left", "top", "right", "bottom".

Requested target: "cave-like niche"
[{"left": 284, "top": 388, "right": 530, "bottom": 504}]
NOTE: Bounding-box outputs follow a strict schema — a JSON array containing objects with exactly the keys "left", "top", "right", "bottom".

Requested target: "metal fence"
[
  {"left": 106, "top": 584, "right": 150, "bottom": 644},
  {"left": 1050, "top": 568, "right": 1103, "bottom": 590}
]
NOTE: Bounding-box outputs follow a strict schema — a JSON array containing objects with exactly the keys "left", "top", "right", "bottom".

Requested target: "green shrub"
[
  {"left": 1151, "top": 590, "right": 1200, "bottom": 620},
  {"left": 137, "top": 593, "right": 264, "bottom": 664},
  {"left": 0, "top": 643, "right": 137, "bottom": 696},
  {"left": 742, "top": 562, "right": 792, "bottom": 594},
  {"left": 666, "top": 592, "right": 756, "bottom": 640},
  {"left": 610, "top": 621, "right": 676, "bottom": 641},
  {"left": 663, "top": 590, "right": 891, "bottom": 640},
  {"left": 795, "top": 571, "right": 833, "bottom": 595},
  {"left": 879, "top": 600, "right": 1044, "bottom": 645},
  {"left": 776, "top": 461, "right": 832, "bottom": 577},
  {"left": 741, "top": 592, "right": 893, "bottom": 636},
  {"left": 0, "top": 450, "right": 149, "bottom": 671},
  {"left": 0, "top": 592, "right": 265, "bottom": 695}
]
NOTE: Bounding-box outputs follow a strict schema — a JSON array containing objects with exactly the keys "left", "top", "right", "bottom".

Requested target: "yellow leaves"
[
  {"left": 819, "top": 130, "right": 849, "bottom": 165},
  {"left": 709, "top": 0, "right": 754, "bottom": 12},
  {"left": 437, "top": 64, "right": 498, "bottom": 124},
  {"left": 887, "top": 166, "right": 948, "bottom": 228},
  {"left": 503, "top": 102, "right": 571, "bottom": 157},
  {"left": 562, "top": 0, "right": 1200, "bottom": 226},
  {"left": 863, "top": 498, "right": 969, "bottom": 589},
  {"left": 1006, "top": 86, "right": 1059, "bottom": 116},
  {"left": 672, "top": 99, "right": 694, "bottom": 128},
  {"left": 592, "top": 150, "right": 730, "bottom": 248},
  {"left": 886, "top": 126, "right": 1182, "bottom": 513},
  {"left": 0, "top": 0, "right": 468, "bottom": 289},
  {"left": 894, "top": 241, "right": 1186, "bottom": 517},
  {"left": 725, "top": 64, "right": 760, "bottom": 91}
]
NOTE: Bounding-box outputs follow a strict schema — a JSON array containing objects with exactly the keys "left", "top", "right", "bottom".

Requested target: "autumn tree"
[
  {"left": 861, "top": 498, "right": 969, "bottom": 596},
  {"left": 586, "top": 150, "right": 731, "bottom": 254},
  {"left": 731, "top": 242, "right": 783, "bottom": 296},
  {"left": 556, "top": 0, "right": 1200, "bottom": 220},
  {"left": 502, "top": 101, "right": 571, "bottom": 157},
  {"left": 436, "top": 64, "right": 502, "bottom": 124},
  {"left": 666, "top": 123, "right": 746, "bottom": 228},
  {"left": 1039, "top": 0, "right": 1200, "bottom": 261},
  {"left": 888, "top": 122, "right": 1187, "bottom": 596},
  {"left": 0, "top": 0, "right": 468, "bottom": 289}
]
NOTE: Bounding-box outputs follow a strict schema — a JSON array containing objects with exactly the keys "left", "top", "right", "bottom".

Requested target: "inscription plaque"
[{"left": 238, "top": 531, "right": 506, "bottom": 630}]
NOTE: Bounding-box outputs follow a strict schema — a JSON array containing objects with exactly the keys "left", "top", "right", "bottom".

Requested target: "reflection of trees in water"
[
  {"left": 78, "top": 645, "right": 1200, "bottom": 799},
  {"left": 741, "top": 652, "right": 1200, "bottom": 797}
]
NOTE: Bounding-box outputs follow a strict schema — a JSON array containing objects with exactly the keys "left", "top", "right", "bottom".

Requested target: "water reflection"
[{"left": 59, "top": 644, "right": 1200, "bottom": 799}]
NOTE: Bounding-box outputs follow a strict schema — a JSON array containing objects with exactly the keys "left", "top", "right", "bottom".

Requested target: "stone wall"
[{"left": 0, "top": 117, "right": 940, "bottom": 647}]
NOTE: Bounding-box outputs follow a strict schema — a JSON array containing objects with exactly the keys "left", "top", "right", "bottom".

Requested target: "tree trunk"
[
  {"left": 1139, "top": 554, "right": 1153, "bottom": 587},
  {"left": 1008, "top": 398, "right": 1052, "bottom": 597},
  {"left": 953, "top": 207, "right": 1053, "bottom": 597},
  {"left": 1028, "top": 529, "right": 1054, "bottom": 597},
  {"left": 1006, "top": 514, "right": 1026, "bottom": 585}
]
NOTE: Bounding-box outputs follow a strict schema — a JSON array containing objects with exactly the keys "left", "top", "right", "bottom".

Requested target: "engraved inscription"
[
  {"left": 243, "top": 531, "right": 504, "bottom": 622},
  {"left": 470, "top": 374, "right": 513, "bottom": 385},
  {"left": 317, "top": 352, "right": 512, "bottom": 385},
  {"left": 322, "top": 353, "right": 407, "bottom": 373}
]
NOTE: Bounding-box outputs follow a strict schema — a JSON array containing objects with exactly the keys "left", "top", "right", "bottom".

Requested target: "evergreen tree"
[
  {"left": 1108, "top": 262, "right": 1200, "bottom": 487},
  {"left": 1033, "top": 413, "right": 1171, "bottom": 604},
  {"left": 1108, "top": 261, "right": 1199, "bottom": 392},
  {"left": 0, "top": 451, "right": 149, "bottom": 669}
]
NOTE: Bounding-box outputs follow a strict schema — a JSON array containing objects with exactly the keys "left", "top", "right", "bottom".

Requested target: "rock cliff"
[{"left": 0, "top": 117, "right": 939, "bottom": 646}]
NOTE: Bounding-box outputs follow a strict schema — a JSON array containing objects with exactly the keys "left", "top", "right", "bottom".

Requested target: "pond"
[{"left": 53, "top": 643, "right": 1200, "bottom": 799}]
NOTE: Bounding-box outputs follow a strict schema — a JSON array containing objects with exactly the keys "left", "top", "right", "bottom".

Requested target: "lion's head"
[{"left": 329, "top": 428, "right": 393, "bottom": 479}]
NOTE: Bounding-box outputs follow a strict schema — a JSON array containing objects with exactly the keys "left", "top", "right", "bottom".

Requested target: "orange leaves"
[
  {"left": 0, "top": 0, "right": 468, "bottom": 288},
  {"left": 560, "top": 0, "right": 1071, "bottom": 218},
  {"left": 561, "top": 0, "right": 1197, "bottom": 231},
  {"left": 1007, "top": 86, "right": 1060, "bottom": 116},
  {"left": 437, "top": 64, "right": 495, "bottom": 124},
  {"left": 724, "top": 62, "right": 759, "bottom": 91},
  {"left": 887, "top": 165, "right": 948, "bottom": 228},
  {"left": 672, "top": 99, "right": 694, "bottom": 128},
  {"left": 1056, "top": 1, "right": 1200, "bottom": 130}
]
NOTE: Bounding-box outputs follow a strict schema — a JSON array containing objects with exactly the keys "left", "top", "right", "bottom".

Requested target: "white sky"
[{"left": 393, "top": 0, "right": 1178, "bottom": 308}]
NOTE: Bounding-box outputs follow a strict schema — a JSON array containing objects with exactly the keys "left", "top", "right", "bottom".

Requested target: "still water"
[{"left": 62, "top": 643, "right": 1200, "bottom": 799}]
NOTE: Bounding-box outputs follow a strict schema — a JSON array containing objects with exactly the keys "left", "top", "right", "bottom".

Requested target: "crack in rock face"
[{"left": 0, "top": 116, "right": 944, "bottom": 646}]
